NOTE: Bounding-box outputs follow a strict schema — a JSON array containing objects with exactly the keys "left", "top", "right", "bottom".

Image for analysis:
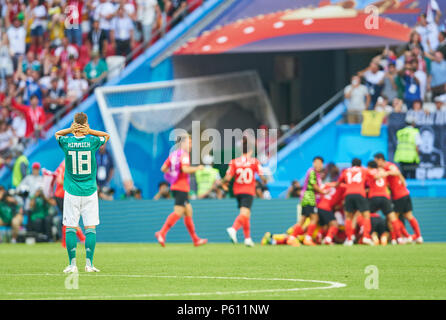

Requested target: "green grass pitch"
[{"left": 1, "top": 243, "right": 445, "bottom": 300}]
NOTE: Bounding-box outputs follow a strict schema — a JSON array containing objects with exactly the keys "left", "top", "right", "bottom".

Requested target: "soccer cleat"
[
  {"left": 362, "top": 237, "right": 374, "bottom": 246},
  {"left": 85, "top": 265, "right": 100, "bottom": 272},
  {"left": 286, "top": 235, "right": 300, "bottom": 247},
  {"left": 372, "top": 234, "right": 380, "bottom": 246},
  {"left": 322, "top": 236, "right": 333, "bottom": 245},
  {"left": 391, "top": 239, "right": 398, "bottom": 245},
  {"left": 226, "top": 227, "right": 238, "bottom": 244},
  {"left": 405, "top": 236, "right": 414, "bottom": 244},
  {"left": 63, "top": 265, "right": 78, "bottom": 274},
  {"left": 413, "top": 236, "right": 423, "bottom": 244},
  {"left": 155, "top": 232, "right": 165, "bottom": 247},
  {"left": 380, "top": 235, "right": 388, "bottom": 246},
  {"left": 344, "top": 239, "right": 354, "bottom": 246},
  {"left": 397, "top": 237, "right": 406, "bottom": 245},
  {"left": 303, "top": 236, "right": 316, "bottom": 246},
  {"left": 244, "top": 238, "right": 255, "bottom": 247},
  {"left": 261, "top": 232, "right": 271, "bottom": 245},
  {"left": 194, "top": 238, "right": 208, "bottom": 247}
]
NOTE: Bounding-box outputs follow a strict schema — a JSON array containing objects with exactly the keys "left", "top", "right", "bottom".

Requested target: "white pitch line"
[{"left": 3, "top": 274, "right": 346, "bottom": 299}]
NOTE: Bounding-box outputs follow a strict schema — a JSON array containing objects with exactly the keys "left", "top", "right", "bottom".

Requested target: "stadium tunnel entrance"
[{"left": 172, "top": 48, "right": 382, "bottom": 128}]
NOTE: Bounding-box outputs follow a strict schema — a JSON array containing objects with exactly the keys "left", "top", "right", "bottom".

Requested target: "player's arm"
[
  {"left": 55, "top": 122, "right": 83, "bottom": 139},
  {"left": 161, "top": 163, "right": 169, "bottom": 173},
  {"left": 312, "top": 182, "right": 327, "bottom": 194},
  {"left": 87, "top": 127, "right": 110, "bottom": 143},
  {"left": 181, "top": 164, "right": 203, "bottom": 174},
  {"left": 55, "top": 127, "right": 73, "bottom": 139},
  {"left": 386, "top": 165, "right": 407, "bottom": 186},
  {"left": 221, "top": 170, "right": 234, "bottom": 192}
]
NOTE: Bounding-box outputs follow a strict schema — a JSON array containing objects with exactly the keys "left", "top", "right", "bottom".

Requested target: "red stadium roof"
[{"left": 176, "top": 8, "right": 412, "bottom": 54}]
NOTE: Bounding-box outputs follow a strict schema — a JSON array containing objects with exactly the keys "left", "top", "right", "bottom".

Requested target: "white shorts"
[{"left": 63, "top": 191, "right": 99, "bottom": 227}]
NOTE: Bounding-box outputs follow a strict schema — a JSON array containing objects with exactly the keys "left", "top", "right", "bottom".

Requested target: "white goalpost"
[{"left": 95, "top": 71, "right": 279, "bottom": 188}]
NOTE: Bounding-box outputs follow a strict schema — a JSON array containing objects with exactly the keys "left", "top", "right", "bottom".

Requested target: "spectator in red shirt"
[{"left": 10, "top": 94, "right": 46, "bottom": 139}]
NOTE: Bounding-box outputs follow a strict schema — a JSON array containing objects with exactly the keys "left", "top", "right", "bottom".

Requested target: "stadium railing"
[{"left": 276, "top": 89, "right": 345, "bottom": 148}]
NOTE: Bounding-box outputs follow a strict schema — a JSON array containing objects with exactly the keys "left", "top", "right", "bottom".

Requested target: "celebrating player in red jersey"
[
  {"left": 336, "top": 158, "right": 380, "bottom": 246},
  {"left": 374, "top": 153, "right": 423, "bottom": 243},
  {"left": 317, "top": 184, "right": 345, "bottom": 245},
  {"left": 223, "top": 136, "right": 267, "bottom": 247},
  {"left": 366, "top": 160, "right": 403, "bottom": 244},
  {"left": 155, "top": 134, "right": 208, "bottom": 247}
]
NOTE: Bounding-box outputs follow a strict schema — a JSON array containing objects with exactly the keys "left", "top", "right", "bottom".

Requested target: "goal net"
[{"left": 95, "top": 71, "right": 278, "bottom": 192}]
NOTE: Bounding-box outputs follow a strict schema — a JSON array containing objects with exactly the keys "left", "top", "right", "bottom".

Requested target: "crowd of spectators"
[
  {"left": 344, "top": 11, "right": 446, "bottom": 124},
  {"left": 0, "top": 0, "right": 203, "bottom": 169}
]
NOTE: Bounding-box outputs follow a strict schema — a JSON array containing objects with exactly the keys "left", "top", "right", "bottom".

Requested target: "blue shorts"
[{"left": 31, "top": 26, "right": 44, "bottom": 37}]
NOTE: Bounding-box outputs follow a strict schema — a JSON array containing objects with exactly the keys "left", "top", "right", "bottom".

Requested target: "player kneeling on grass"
[
  {"left": 55, "top": 112, "right": 110, "bottom": 273},
  {"left": 261, "top": 231, "right": 300, "bottom": 247},
  {"left": 356, "top": 213, "right": 390, "bottom": 245},
  {"left": 317, "top": 184, "right": 345, "bottom": 245},
  {"left": 155, "top": 134, "right": 208, "bottom": 247},
  {"left": 224, "top": 136, "right": 267, "bottom": 247},
  {"left": 291, "top": 156, "right": 326, "bottom": 246}
]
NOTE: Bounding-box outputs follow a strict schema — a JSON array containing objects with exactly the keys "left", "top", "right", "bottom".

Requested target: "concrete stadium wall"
[{"left": 96, "top": 198, "right": 446, "bottom": 243}]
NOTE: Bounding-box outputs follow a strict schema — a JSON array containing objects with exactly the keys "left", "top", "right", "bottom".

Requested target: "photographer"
[
  {"left": 28, "top": 188, "right": 57, "bottom": 241},
  {"left": 121, "top": 187, "right": 142, "bottom": 200},
  {"left": 0, "top": 186, "right": 23, "bottom": 243},
  {"left": 98, "top": 186, "right": 115, "bottom": 201},
  {"left": 153, "top": 181, "right": 171, "bottom": 200}
]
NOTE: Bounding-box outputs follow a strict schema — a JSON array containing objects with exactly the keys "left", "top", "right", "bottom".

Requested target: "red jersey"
[
  {"left": 163, "top": 152, "right": 191, "bottom": 192},
  {"left": 54, "top": 161, "right": 65, "bottom": 198},
  {"left": 317, "top": 185, "right": 345, "bottom": 212},
  {"left": 11, "top": 99, "right": 46, "bottom": 137},
  {"left": 383, "top": 162, "right": 410, "bottom": 200},
  {"left": 338, "top": 166, "right": 372, "bottom": 197},
  {"left": 367, "top": 168, "right": 390, "bottom": 199},
  {"left": 226, "top": 155, "right": 263, "bottom": 196}
]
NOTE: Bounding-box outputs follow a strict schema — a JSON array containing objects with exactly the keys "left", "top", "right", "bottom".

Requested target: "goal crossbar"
[{"left": 95, "top": 71, "right": 278, "bottom": 189}]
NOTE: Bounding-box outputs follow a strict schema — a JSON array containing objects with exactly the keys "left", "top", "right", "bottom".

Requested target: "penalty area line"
[{"left": 3, "top": 274, "right": 347, "bottom": 299}]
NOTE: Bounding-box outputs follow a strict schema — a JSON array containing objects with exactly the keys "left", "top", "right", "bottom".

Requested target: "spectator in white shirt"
[
  {"left": 0, "top": 119, "right": 14, "bottom": 156},
  {"left": 111, "top": 5, "right": 134, "bottom": 56},
  {"left": 6, "top": 16, "right": 26, "bottom": 68},
  {"left": 29, "top": 0, "right": 47, "bottom": 51},
  {"left": 416, "top": 13, "right": 440, "bottom": 53},
  {"left": 344, "top": 75, "right": 370, "bottom": 124},
  {"left": 374, "top": 96, "right": 393, "bottom": 114},
  {"left": 137, "top": 0, "right": 157, "bottom": 44},
  {"left": 359, "top": 61, "right": 385, "bottom": 108},
  {"left": 94, "top": 0, "right": 117, "bottom": 41},
  {"left": 67, "top": 67, "right": 88, "bottom": 101},
  {"left": 0, "top": 34, "right": 14, "bottom": 80},
  {"left": 11, "top": 110, "right": 27, "bottom": 140},
  {"left": 54, "top": 37, "right": 79, "bottom": 65},
  {"left": 434, "top": 95, "right": 446, "bottom": 111},
  {"left": 120, "top": 0, "right": 137, "bottom": 20}
]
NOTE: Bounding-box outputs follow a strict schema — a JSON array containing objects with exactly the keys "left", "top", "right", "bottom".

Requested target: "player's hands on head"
[{"left": 71, "top": 122, "right": 89, "bottom": 136}]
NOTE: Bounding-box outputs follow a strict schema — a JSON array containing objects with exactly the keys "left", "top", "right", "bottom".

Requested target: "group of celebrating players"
[
  {"left": 263, "top": 153, "right": 423, "bottom": 247},
  {"left": 155, "top": 134, "right": 423, "bottom": 248}
]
